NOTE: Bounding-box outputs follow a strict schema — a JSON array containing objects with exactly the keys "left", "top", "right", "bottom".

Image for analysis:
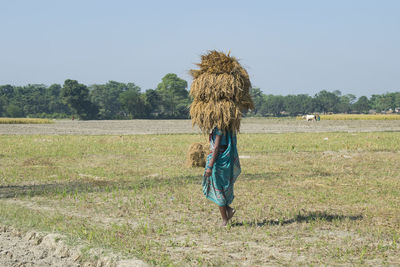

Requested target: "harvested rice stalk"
[
  {"left": 189, "top": 51, "right": 254, "bottom": 133},
  {"left": 186, "top": 142, "right": 208, "bottom": 167}
]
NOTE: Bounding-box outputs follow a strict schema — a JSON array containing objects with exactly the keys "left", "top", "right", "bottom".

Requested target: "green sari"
[{"left": 203, "top": 128, "right": 241, "bottom": 207}]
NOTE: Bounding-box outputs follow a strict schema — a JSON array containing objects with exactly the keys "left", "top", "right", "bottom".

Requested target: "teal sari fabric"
[{"left": 203, "top": 128, "right": 241, "bottom": 207}]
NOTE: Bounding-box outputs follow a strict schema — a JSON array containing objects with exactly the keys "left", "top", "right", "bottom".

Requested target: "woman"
[
  {"left": 203, "top": 127, "right": 241, "bottom": 226},
  {"left": 189, "top": 50, "right": 253, "bottom": 226}
]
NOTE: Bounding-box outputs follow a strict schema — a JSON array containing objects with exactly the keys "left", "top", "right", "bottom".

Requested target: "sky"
[{"left": 1, "top": 0, "right": 399, "bottom": 97}]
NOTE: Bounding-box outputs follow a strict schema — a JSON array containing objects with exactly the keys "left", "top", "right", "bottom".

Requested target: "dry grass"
[
  {"left": 0, "top": 118, "right": 54, "bottom": 124},
  {"left": 1, "top": 133, "right": 400, "bottom": 265},
  {"left": 190, "top": 100, "right": 243, "bottom": 134}
]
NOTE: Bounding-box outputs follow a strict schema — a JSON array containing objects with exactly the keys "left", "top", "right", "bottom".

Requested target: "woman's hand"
[
  {"left": 205, "top": 168, "right": 212, "bottom": 177},
  {"left": 205, "top": 134, "right": 220, "bottom": 178}
]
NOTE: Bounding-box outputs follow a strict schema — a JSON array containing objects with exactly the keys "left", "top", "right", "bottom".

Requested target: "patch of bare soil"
[
  {"left": 1, "top": 119, "right": 400, "bottom": 135},
  {"left": 4, "top": 199, "right": 139, "bottom": 229},
  {"left": 0, "top": 225, "right": 147, "bottom": 267}
]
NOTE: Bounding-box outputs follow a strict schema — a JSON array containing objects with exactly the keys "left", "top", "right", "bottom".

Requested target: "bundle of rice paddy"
[
  {"left": 189, "top": 51, "right": 254, "bottom": 133},
  {"left": 186, "top": 143, "right": 208, "bottom": 167}
]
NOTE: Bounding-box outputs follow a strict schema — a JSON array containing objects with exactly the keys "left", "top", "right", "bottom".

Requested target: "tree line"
[
  {"left": 0, "top": 73, "right": 399, "bottom": 119},
  {"left": 250, "top": 88, "right": 400, "bottom": 116},
  {"left": 0, "top": 73, "right": 190, "bottom": 119}
]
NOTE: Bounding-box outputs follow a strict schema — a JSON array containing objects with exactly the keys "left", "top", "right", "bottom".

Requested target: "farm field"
[
  {"left": 2, "top": 117, "right": 400, "bottom": 135},
  {"left": 1, "top": 128, "right": 400, "bottom": 265},
  {"left": 319, "top": 114, "right": 400, "bottom": 120}
]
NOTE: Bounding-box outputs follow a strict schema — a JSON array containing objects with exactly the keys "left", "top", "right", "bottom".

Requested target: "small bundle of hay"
[
  {"left": 189, "top": 51, "right": 254, "bottom": 133},
  {"left": 186, "top": 143, "right": 208, "bottom": 167}
]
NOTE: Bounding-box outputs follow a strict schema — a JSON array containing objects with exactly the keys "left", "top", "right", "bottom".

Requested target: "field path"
[{"left": 1, "top": 119, "right": 400, "bottom": 135}]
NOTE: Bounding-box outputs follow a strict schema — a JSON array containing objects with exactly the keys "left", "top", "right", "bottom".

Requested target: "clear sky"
[{"left": 1, "top": 0, "right": 399, "bottom": 96}]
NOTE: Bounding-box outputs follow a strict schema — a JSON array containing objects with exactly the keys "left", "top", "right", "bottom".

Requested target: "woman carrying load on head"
[{"left": 189, "top": 51, "right": 254, "bottom": 226}]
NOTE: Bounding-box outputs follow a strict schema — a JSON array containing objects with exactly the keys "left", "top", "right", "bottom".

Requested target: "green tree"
[
  {"left": 5, "top": 104, "right": 24, "bottom": 117},
  {"left": 371, "top": 93, "right": 394, "bottom": 112},
  {"left": 0, "top": 85, "right": 14, "bottom": 98},
  {"left": 0, "top": 85, "right": 14, "bottom": 116},
  {"left": 90, "top": 81, "right": 140, "bottom": 119},
  {"left": 337, "top": 94, "right": 356, "bottom": 113},
  {"left": 314, "top": 90, "right": 340, "bottom": 113},
  {"left": 4, "top": 84, "right": 49, "bottom": 117},
  {"left": 119, "top": 89, "right": 146, "bottom": 118},
  {"left": 262, "top": 95, "right": 284, "bottom": 116},
  {"left": 46, "top": 84, "right": 71, "bottom": 116},
  {"left": 284, "top": 95, "right": 301, "bottom": 116},
  {"left": 0, "top": 98, "right": 4, "bottom": 116},
  {"left": 353, "top": 96, "right": 370, "bottom": 114},
  {"left": 345, "top": 94, "right": 357, "bottom": 104},
  {"left": 156, "top": 73, "right": 189, "bottom": 118},
  {"left": 369, "top": 94, "right": 381, "bottom": 112},
  {"left": 0, "top": 84, "right": 72, "bottom": 118},
  {"left": 61, "top": 79, "right": 98, "bottom": 119},
  {"left": 283, "top": 94, "right": 314, "bottom": 116},
  {"left": 383, "top": 93, "right": 396, "bottom": 111},
  {"left": 249, "top": 88, "right": 266, "bottom": 115},
  {"left": 144, "top": 89, "right": 162, "bottom": 117},
  {"left": 394, "top": 93, "right": 400, "bottom": 110},
  {"left": 332, "top": 90, "right": 342, "bottom": 97},
  {"left": 21, "top": 84, "right": 49, "bottom": 116},
  {"left": 301, "top": 94, "right": 317, "bottom": 114}
]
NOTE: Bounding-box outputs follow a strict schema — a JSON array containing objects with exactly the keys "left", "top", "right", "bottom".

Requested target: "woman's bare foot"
[
  {"left": 227, "top": 206, "right": 236, "bottom": 221},
  {"left": 219, "top": 206, "right": 228, "bottom": 226}
]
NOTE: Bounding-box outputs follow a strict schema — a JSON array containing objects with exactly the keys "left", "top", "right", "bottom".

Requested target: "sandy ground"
[
  {"left": 0, "top": 225, "right": 147, "bottom": 267},
  {"left": 1, "top": 119, "right": 400, "bottom": 135}
]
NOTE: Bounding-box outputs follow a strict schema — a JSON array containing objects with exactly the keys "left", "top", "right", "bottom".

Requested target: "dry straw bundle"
[
  {"left": 189, "top": 51, "right": 254, "bottom": 133},
  {"left": 186, "top": 143, "right": 208, "bottom": 167}
]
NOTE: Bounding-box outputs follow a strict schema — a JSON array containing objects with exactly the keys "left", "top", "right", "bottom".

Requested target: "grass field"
[
  {"left": 320, "top": 114, "right": 400, "bottom": 120},
  {"left": 1, "top": 132, "right": 400, "bottom": 265},
  {"left": 296, "top": 114, "right": 400, "bottom": 120},
  {"left": 0, "top": 118, "right": 54, "bottom": 124}
]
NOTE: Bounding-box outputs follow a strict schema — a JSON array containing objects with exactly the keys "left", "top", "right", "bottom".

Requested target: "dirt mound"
[{"left": 0, "top": 225, "right": 147, "bottom": 267}]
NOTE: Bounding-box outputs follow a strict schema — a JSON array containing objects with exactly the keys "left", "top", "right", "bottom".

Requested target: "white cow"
[{"left": 302, "top": 114, "right": 316, "bottom": 121}]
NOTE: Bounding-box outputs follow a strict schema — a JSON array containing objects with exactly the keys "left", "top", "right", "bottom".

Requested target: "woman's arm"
[{"left": 205, "top": 134, "right": 221, "bottom": 177}]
